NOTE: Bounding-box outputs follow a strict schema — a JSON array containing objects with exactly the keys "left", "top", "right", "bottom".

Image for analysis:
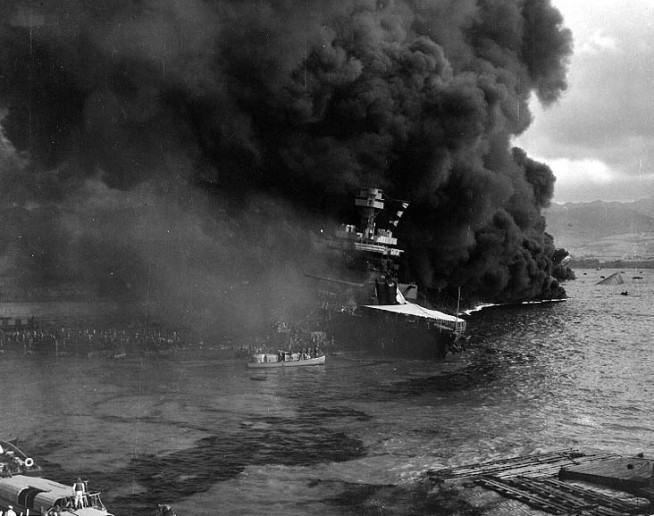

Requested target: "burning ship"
[{"left": 306, "top": 188, "right": 466, "bottom": 360}]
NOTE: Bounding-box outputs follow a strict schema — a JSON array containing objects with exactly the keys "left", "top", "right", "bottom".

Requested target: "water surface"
[{"left": 1, "top": 269, "right": 652, "bottom": 514}]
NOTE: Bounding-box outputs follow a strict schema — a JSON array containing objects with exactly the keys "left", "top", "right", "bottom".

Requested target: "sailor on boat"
[
  {"left": 73, "top": 477, "right": 86, "bottom": 508},
  {"left": 5, "top": 504, "right": 17, "bottom": 516}
]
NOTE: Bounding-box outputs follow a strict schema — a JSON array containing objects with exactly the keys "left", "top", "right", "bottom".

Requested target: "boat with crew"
[
  {"left": 246, "top": 321, "right": 328, "bottom": 368},
  {"left": 0, "top": 474, "right": 114, "bottom": 515},
  {"left": 247, "top": 351, "right": 325, "bottom": 369},
  {"left": 307, "top": 188, "right": 467, "bottom": 360}
]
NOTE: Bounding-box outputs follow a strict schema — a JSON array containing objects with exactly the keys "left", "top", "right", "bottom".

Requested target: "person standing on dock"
[{"left": 72, "top": 477, "right": 86, "bottom": 508}]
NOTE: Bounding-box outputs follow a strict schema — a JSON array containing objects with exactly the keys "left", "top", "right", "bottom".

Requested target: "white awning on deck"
[{"left": 362, "top": 302, "right": 464, "bottom": 324}]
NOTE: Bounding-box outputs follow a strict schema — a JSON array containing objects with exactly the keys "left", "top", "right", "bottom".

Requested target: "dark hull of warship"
[{"left": 323, "top": 308, "right": 454, "bottom": 360}]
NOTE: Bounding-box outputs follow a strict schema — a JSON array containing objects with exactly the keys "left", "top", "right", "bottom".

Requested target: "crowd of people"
[
  {"left": 0, "top": 324, "right": 190, "bottom": 358},
  {"left": 0, "top": 317, "right": 333, "bottom": 360},
  {"left": 277, "top": 344, "right": 323, "bottom": 362},
  {"left": 239, "top": 321, "right": 331, "bottom": 358}
]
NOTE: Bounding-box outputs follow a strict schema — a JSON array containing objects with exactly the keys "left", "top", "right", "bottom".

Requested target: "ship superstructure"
[{"left": 308, "top": 188, "right": 466, "bottom": 359}]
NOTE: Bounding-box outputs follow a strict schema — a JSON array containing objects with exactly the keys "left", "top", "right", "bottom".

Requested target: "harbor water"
[{"left": 1, "top": 268, "right": 652, "bottom": 515}]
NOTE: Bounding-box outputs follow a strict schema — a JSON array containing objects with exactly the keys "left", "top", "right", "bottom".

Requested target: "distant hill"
[
  {"left": 633, "top": 197, "right": 654, "bottom": 218},
  {"left": 544, "top": 198, "right": 654, "bottom": 260}
]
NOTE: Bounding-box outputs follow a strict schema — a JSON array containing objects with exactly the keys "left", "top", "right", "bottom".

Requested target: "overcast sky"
[{"left": 515, "top": 0, "right": 654, "bottom": 204}]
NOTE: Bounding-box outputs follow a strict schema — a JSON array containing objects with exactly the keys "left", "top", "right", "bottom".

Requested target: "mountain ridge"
[{"left": 545, "top": 198, "right": 654, "bottom": 260}]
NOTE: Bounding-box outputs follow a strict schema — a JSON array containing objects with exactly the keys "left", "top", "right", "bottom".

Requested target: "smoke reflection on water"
[{"left": 0, "top": 269, "right": 653, "bottom": 515}]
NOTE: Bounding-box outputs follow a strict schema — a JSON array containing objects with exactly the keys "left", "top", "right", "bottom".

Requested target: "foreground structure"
[
  {"left": 0, "top": 475, "right": 115, "bottom": 515},
  {"left": 426, "top": 449, "right": 654, "bottom": 515}
]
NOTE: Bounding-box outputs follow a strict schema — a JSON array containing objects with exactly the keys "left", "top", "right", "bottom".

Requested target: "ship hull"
[{"left": 323, "top": 309, "right": 455, "bottom": 360}]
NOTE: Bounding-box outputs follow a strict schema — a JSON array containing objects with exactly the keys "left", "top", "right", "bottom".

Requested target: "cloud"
[
  {"left": 580, "top": 29, "right": 617, "bottom": 54},
  {"left": 515, "top": 0, "right": 654, "bottom": 202},
  {"left": 549, "top": 158, "right": 613, "bottom": 185},
  {"left": 544, "top": 157, "right": 654, "bottom": 203}
]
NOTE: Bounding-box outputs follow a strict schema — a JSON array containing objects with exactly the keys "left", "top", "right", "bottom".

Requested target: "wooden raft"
[{"left": 427, "top": 450, "right": 652, "bottom": 515}]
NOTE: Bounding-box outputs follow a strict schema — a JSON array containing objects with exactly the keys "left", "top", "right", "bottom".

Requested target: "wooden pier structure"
[{"left": 426, "top": 450, "right": 653, "bottom": 515}]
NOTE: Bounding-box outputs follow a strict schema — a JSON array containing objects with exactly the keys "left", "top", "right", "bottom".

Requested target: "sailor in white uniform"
[{"left": 72, "top": 477, "right": 86, "bottom": 508}]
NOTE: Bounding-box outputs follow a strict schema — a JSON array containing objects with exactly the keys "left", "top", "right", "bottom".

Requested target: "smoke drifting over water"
[{"left": 0, "top": 0, "right": 572, "bottom": 330}]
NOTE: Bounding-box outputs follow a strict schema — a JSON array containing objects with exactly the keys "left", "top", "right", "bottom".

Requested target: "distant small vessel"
[
  {"left": 0, "top": 440, "right": 41, "bottom": 477},
  {"left": 247, "top": 352, "right": 325, "bottom": 369},
  {"left": 0, "top": 474, "right": 115, "bottom": 515}
]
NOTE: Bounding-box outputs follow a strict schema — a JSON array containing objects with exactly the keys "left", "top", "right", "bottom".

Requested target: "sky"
[{"left": 515, "top": 0, "right": 654, "bottom": 204}]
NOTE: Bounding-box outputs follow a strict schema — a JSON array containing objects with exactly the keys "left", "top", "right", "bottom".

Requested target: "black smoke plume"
[{"left": 0, "top": 0, "right": 572, "bottom": 329}]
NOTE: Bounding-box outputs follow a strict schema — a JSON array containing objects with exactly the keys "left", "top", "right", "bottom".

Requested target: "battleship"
[{"left": 305, "top": 188, "right": 466, "bottom": 360}]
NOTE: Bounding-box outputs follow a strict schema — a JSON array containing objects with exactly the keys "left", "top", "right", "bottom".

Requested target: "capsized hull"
[{"left": 247, "top": 355, "right": 326, "bottom": 368}]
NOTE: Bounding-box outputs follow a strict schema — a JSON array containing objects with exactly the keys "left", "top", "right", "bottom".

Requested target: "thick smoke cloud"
[{"left": 0, "top": 0, "right": 572, "bottom": 327}]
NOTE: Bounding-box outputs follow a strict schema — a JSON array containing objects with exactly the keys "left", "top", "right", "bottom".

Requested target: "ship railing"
[
  {"left": 49, "top": 493, "right": 106, "bottom": 514},
  {"left": 87, "top": 492, "right": 107, "bottom": 509},
  {"left": 71, "top": 492, "right": 106, "bottom": 510},
  {"left": 353, "top": 242, "right": 403, "bottom": 256}
]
